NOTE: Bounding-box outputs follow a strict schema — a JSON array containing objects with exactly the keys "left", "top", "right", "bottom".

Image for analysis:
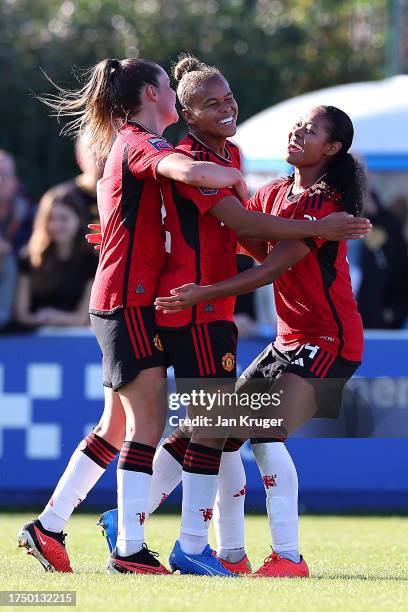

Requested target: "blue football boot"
[
  {"left": 169, "top": 540, "right": 237, "bottom": 576},
  {"left": 97, "top": 508, "right": 118, "bottom": 553}
]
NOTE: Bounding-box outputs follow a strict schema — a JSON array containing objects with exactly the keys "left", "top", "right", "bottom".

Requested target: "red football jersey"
[
  {"left": 246, "top": 179, "right": 363, "bottom": 361},
  {"left": 155, "top": 133, "right": 241, "bottom": 328},
  {"left": 89, "top": 121, "right": 175, "bottom": 313}
]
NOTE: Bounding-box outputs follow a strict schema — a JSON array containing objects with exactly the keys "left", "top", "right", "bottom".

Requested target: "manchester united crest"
[
  {"left": 222, "top": 352, "right": 235, "bottom": 372},
  {"left": 153, "top": 334, "right": 164, "bottom": 352}
]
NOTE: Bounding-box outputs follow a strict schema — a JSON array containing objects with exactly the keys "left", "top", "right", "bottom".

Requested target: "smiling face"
[
  {"left": 286, "top": 107, "right": 342, "bottom": 169},
  {"left": 183, "top": 75, "right": 238, "bottom": 139}
]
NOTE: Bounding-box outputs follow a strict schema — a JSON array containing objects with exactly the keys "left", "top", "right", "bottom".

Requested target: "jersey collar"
[
  {"left": 127, "top": 119, "right": 162, "bottom": 137},
  {"left": 188, "top": 132, "right": 231, "bottom": 163}
]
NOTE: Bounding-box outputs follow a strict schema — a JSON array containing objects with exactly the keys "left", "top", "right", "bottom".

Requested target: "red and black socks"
[{"left": 39, "top": 433, "right": 119, "bottom": 533}]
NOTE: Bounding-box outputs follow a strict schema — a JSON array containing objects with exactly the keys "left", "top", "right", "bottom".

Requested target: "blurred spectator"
[
  {"left": 41, "top": 133, "right": 103, "bottom": 225},
  {"left": 0, "top": 244, "right": 16, "bottom": 330},
  {"left": 15, "top": 188, "right": 97, "bottom": 329},
  {"left": 389, "top": 194, "right": 408, "bottom": 242},
  {"left": 0, "top": 150, "right": 35, "bottom": 329},
  {"left": 355, "top": 191, "right": 408, "bottom": 329}
]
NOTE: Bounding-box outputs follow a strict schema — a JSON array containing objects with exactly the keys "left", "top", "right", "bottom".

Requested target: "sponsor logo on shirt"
[
  {"left": 147, "top": 137, "right": 173, "bottom": 152},
  {"left": 135, "top": 284, "right": 145, "bottom": 294},
  {"left": 204, "top": 304, "right": 214, "bottom": 312}
]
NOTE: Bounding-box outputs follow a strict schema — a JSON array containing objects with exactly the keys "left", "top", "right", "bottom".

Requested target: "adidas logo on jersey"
[
  {"left": 292, "top": 357, "right": 304, "bottom": 366},
  {"left": 135, "top": 284, "right": 145, "bottom": 294},
  {"left": 204, "top": 304, "right": 214, "bottom": 312}
]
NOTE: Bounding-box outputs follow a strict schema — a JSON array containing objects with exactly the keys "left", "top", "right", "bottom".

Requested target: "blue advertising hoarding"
[{"left": 0, "top": 330, "right": 407, "bottom": 512}]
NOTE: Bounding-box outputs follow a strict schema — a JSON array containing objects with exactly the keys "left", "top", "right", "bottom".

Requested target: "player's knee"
[{"left": 95, "top": 410, "right": 125, "bottom": 434}]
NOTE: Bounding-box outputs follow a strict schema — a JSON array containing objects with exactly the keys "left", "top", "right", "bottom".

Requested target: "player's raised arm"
[
  {"left": 154, "top": 240, "right": 309, "bottom": 312},
  {"left": 209, "top": 195, "right": 371, "bottom": 241},
  {"left": 156, "top": 153, "right": 247, "bottom": 201}
]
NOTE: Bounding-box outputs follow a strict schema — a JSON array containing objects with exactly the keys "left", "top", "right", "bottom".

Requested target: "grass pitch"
[{"left": 0, "top": 513, "right": 407, "bottom": 611}]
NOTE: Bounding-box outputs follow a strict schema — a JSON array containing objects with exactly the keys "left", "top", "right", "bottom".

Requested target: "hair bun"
[{"left": 173, "top": 55, "right": 206, "bottom": 81}]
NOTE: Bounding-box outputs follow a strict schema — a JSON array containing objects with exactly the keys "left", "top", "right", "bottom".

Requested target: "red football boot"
[
  {"left": 251, "top": 551, "right": 309, "bottom": 578},
  {"left": 108, "top": 544, "right": 170, "bottom": 575},
  {"left": 217, "top": 553, "right": 252, "bottom": 575},
  {"left": 18, "top": 519, "right": 72, "bottom": 573}
]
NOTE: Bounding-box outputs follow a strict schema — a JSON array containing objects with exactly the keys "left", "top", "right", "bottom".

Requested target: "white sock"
[
  {"left": 180, "top": 471, "right": 219, "bottom": 555},
  {"left": 214, "top": 450, "right": 246, "bottom": 558},
  {"left": 252, "top": 442, "right": 300, "bottom": 561},
  {"left": 38, "top": 449, "right": 106, "bottom": 532},
  {"left": 147, "top": 445, "right": 183, "bottom": 514},
  {"left": 116, "top": 469, "right": 151, "bottom": 557}
]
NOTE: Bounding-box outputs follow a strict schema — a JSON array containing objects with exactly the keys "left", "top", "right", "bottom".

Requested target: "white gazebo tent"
[{"left": 234, "top": 75, "right": 408, "bottom": 197}]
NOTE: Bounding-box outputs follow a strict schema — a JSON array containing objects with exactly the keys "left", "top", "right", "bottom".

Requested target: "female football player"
[
  {"left": 17, "top": 56, "right": 253, "bottom": 576},
  {"left": 156, "top": 104, "right": 367, "bottom": 576}
]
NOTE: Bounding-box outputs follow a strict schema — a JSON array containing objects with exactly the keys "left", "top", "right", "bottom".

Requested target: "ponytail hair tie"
[{"left": 108, "top": 58, "right": 121, "bottom": 73}]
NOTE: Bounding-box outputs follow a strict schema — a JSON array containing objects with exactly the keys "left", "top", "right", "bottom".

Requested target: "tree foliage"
[{"left": 0, "top": 0, "right": 395, "bottom": 197}]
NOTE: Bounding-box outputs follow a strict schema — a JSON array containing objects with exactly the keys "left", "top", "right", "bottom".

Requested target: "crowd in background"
[
  {"left": 0, "top": 136, "right": 99, "bottom": 333},
  {"left": 1, "top": 137, "right": 408, "bottom": 337}
]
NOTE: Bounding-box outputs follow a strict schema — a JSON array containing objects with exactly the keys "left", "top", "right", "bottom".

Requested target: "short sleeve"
[
  {"left": 245, "top": 189, "right": 264, "bottom": 213},
  {"left": 127, "top": 134, "right": 175, "bottom": 180},
  {"left": 293, "top": 192, "right": 339, "bottom": 250},
  {"left": 177, "top": 183, "right": 233, "bottom": 215},
  {"left": 245, "top": 181, "right": 282, "bottom": 214}
]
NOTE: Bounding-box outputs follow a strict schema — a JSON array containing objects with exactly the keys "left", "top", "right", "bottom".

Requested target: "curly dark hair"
[{"left": 317, "top": 105, "right": 366, "bottom": 215}]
